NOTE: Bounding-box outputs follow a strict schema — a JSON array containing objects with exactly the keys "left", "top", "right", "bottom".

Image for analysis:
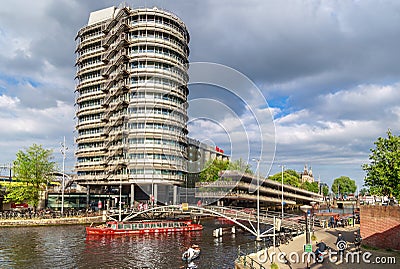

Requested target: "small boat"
[
  {"left": 182, "top": 244, "right": 201, "bottom": 263},
  {"left": 86, "top": 219, "right": 203, "bottom": 235}
]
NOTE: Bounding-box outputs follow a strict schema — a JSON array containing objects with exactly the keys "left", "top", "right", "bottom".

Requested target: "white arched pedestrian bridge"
[{"left": 111, "top": 205, "right": 305, "bottom": 239}]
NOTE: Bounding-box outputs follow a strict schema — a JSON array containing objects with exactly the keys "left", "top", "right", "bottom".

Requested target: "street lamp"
[
  {"left": 60, "top": 136, "right": 68, "bottom": 217},
  {"left": 310, "top": 201, "right": 316, "bottom": 236},
  {"left": 119, "top": 182, "right": 122, "bottom": 222},
  {"left": 300, "top": 205, "right": 312, "bottom": 269},
  {"left": 280, "top": 165, "right": 285, "bottom": 223},
  {"left": 252, "top": 158, "right": 261, "bottom": 241},
  {"left": 352, "top": 200, "right": 356, "bottom": 227}
]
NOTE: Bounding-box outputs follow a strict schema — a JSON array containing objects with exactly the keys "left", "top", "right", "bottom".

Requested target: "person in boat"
[
  {"left": 182, "top": 248, "right": 193, "bottom": 262},
  {"left": 186, "top": 246, "right": 195, "bottom": 259},
  {"left": 182, "top": 244, "right": 200, "bottom": 262}
]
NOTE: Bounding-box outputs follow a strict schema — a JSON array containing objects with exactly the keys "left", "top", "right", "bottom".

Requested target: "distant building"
[
  {"left": 187, "top": 137, "right": 229, "bottom": 178},
  {"left": 300, "top": 164, "right": 314, "bottom": 183}
]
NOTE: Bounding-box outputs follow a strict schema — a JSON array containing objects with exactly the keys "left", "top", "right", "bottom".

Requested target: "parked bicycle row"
[{"left": 0, "top": 208, "right": 100, "bottom": 219}]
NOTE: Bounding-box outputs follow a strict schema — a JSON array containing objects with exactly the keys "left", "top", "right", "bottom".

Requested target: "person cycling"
[
  {"left": 315, "top": 240, "right": 328, "bottom": 263},
  {"left": 316, "top": 240, "right": 327, "bottom": 254}
]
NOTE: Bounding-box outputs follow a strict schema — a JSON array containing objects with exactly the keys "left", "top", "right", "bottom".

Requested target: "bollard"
[
  {"left": 102, "top": 210, "right": 107, "bottom": 221},
  {"left": 219, "top": 227, "right": 223, "bottom": 236}
]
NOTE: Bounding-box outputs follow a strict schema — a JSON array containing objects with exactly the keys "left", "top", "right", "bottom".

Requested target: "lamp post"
[
  {"left": 60, "top": 136, "right": 68, "bottom": 217},
  {"left": 151, "top": 178, "right": 154, "bottom": 207},
  {"left": 252, "top": 158, "right": 261, "bottom": 241},
  {"left": 280, "top": 165, "right": 285, "bottom": 223},
  {"left": 310, "top": 201, "right": 316, "bottom": 236},
  {"left": 300, "top": 205, "right": 312, "bottom": 269},
  {"left": 119, "top": 182, "right": 122, "bottom": 222}
]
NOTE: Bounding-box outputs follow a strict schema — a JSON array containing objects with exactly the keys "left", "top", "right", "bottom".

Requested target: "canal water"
[{"left": 0, "top": 219, "right": 256, "bottom": 269}]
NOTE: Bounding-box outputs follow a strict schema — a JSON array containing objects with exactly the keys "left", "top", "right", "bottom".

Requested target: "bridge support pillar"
[
  {"left": 153, "top": 183, "right": 158, "bottom": 205},
  {"left": 173, "top": 185, "right": 178, "bottom": 205},
  {"left": 130, "top": 184, "right": 135, "bottom": 208},
  {"left": 86, "top": 185, "right": 90, "bottom": 209}
]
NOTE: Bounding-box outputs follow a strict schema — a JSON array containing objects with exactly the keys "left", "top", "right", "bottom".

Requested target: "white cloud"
[
  {"left": 0, "top": 0, "right": 399, "bottom": 188},
  {"left": 0, "top": 95, "right": 19, "bottom": 109}
]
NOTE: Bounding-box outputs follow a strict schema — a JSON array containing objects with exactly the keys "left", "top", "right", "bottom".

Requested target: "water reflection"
[{"left": 0, "top": 219, "right": 251, "bottom": 269}]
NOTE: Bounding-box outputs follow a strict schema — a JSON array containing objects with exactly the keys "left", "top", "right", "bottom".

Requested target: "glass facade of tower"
[{"left": 74, "top": 6, "right": 189, "bottom": 203}]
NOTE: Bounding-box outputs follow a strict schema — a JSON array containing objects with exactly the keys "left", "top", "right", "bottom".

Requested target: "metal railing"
[{"left": 236, "top": 243, "right": 268, "bottom": 269}]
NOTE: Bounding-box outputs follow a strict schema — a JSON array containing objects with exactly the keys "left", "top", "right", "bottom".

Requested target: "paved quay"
[{"left": 236, "top": 225, "right": 399, "bottom": 269}]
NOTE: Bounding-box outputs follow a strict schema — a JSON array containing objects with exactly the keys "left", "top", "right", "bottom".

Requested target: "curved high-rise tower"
[{"left": 75, "top": 6, "right": 189, "bottom": 204}]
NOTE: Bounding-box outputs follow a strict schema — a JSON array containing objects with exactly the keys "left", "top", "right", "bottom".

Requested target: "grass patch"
[
  {"left": 361, "top": 244, "right": 400, "bottom": 257},
  {"left": 361, "top": 244, "right": 379, "bottom": 251}
]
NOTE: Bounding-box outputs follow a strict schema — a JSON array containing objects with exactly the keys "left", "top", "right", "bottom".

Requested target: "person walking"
[
  {"left": 330, "top": 215, "right": 335, "bottom": 228},
  {"left": 354, "top": 231, "right": 362, "bottom": 252},
  {"left": 336, "top": 232, "right": 346, "bottom": 257}
]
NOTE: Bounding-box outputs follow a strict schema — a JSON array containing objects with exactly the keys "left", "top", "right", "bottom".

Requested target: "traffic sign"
[{"left": 304, "top": 244, "right": 313, "bottom": 253}]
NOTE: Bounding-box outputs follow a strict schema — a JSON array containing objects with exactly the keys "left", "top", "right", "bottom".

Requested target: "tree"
[
  {"left": 322, "top": 185, "right": 329, "bottom": 196},
  {"left": 227, "top": 158, "right": 253, "bottom": 174},
  {"left": 199, "top": 158, "right": 229, "bottom": 182},
  {"left": 198, "top": 158, "right": 253, "bottom": 182},
  {"left": 269, "top": 169, "right": 301, "bottom": 188},
  {"left": 359, "top": 188, "right": 369, "bottom": 196},
  {"left": 331, "top": 176, "right": 357, "bottom": 197},
  {"left": 362, "top": 130, "right": 400, "bottom": 199},
  {"left": 301, "top": 181, "right": 319, "bottom": 193},
  {"left": 5, "top": 144, "right": 56, "bottom": 207}
]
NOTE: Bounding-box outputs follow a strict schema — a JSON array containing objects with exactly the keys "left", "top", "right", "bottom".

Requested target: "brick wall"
[{"left": 360, "top": 205, "right": 400, "bottom": 250}]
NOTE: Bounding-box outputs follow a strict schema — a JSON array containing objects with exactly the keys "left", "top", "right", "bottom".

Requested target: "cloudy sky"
[{"left": 0, "top": 0, "right": 399, "bottom": 190}]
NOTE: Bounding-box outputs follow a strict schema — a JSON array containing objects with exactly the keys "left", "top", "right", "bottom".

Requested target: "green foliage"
[
  {"left": 301, "top": 181, "right": 319, "bottom": 193},
  {"left": 359, "top": 188, "right": 369, "bottom": 196},
  {"left": 269, "top": 169, "right": 301, "bottom": 187},
  {"left": 227, "top": 158, "right": 253, "bottom": 174},
  {"left": 362, "top": 130, "right": 400, "bottom": 199},
  {"left": 322, "top": 185, "right": 329, "bottom": 196},
  {"left": 199, "top": 158, "right": 253, "bottom": 182},
  {"left": 4, "top": 185, "right": 38, "bottom": 204},
  {"left": 199, "top": 159, "right": 229, "bottom": 182},
  {"left": 5, "top": 144, "right": 56, "bottom": 207},
  {"left": 269, "top": 169, "right": 320, "bottom": 193},
  {"left": 331, "top": 176, "right": 357, "bottom": 196}
]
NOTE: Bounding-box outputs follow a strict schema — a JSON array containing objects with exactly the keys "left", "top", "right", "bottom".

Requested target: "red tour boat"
[{"left": 86, "top": 219, "right": 203, "bottom": 235}]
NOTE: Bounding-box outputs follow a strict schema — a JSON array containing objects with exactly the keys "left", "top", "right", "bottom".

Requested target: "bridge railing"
[
  {"left": 236, "top": 244, "right": 268, "bottom": 269},
  {"left": 205, "top": 205, "right": 305, "bottom": 234}
]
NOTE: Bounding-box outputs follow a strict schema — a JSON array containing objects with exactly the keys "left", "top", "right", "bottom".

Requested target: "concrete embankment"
[{"left": 0, "top": 216, "right": 103, "bottom": 227}]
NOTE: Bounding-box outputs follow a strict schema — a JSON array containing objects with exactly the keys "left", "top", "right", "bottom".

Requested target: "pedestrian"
[
  {"left": 330, "top": 215, "right": 335, "bottom": 228},
  {"left": 336, "top": 232, "right": 346, "bottom": 256},
  {"left": 354, "top": 231, "right": 362, "bottom": 252},
  {"left": 334, "top": 215, "right": 339, "bottom": 227}
]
